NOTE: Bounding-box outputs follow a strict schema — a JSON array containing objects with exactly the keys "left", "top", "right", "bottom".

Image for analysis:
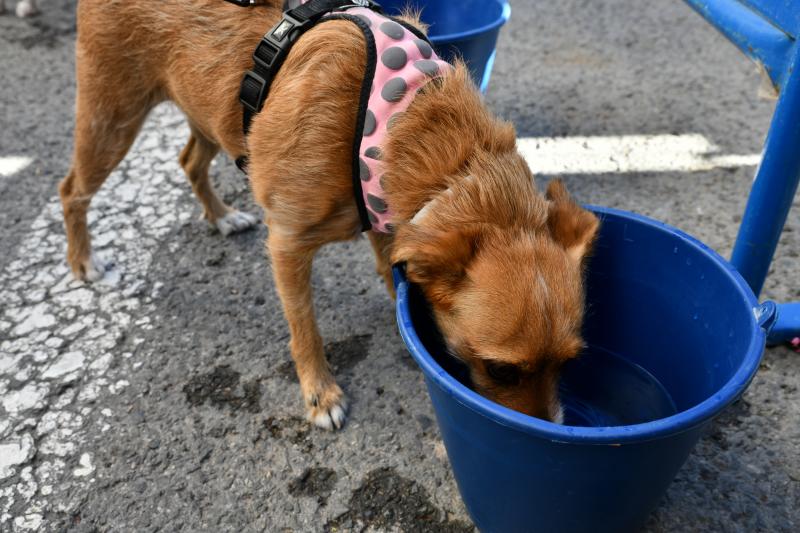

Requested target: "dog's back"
[
  {"left": 63, "top": 0, "right": 370, "bottom": 279},
  {"left": 75, "top": 0, "right": 286, "bottom": 155}
]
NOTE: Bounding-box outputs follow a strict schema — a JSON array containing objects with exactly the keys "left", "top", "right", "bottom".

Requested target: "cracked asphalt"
[{"left": 1, "top": 0, "right": 798, "bottom": 531}]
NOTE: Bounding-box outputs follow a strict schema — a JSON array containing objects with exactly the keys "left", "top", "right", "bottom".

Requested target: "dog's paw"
[
  {"left": 16, "top": 0, "right": 39, "bottom": 17},
  {"left": 215, "top": 210, "right": 258, "bottom": 236},
  {"left": 73, "top": 253, "right": 108, "bottom": 282},
  {"left": 306, "top": 385, "right": 348, "bottom": 431}
]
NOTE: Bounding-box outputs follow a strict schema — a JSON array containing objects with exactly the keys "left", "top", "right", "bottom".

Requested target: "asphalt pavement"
[{"left": 1, "top": 0, "right": 798, "bottom": 531}]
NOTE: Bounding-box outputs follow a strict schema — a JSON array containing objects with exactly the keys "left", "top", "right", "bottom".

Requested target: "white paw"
[
  {"left": 309, "top": 397, "right": 348, "bottom": 431},
  {"left": 215, "top": 210, "right": 258, "bottom": 236},
  {"left": 16, "top": 0, "right": 38, "bottom": 17},
  {"left": 79, "top": 253, "right": 108, "bottom": 282}
]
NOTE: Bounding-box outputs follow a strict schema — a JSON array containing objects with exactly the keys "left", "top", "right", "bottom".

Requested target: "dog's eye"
[{"left": 485, "top": 362, "right": 521, "bottom": 385}]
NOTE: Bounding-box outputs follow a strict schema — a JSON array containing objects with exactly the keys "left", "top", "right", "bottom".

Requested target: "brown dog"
[{"left": 60, "top": 0, "right": 599, "bottom": 429}]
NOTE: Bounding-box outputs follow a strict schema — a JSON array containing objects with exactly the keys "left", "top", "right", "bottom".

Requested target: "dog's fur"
[{"left": 61, "top": 0, "right": 599, "bottom": 429}]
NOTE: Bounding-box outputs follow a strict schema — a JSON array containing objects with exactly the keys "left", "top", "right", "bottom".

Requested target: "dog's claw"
[
  {"left": 74, "top": 253, "right": 108, "bottom": 282},
  {"left": 307, "top": 393, "right": 348, "bottom": 431},
  {"left": 215, "top": 210, "right": 258, "bottom": 236}
]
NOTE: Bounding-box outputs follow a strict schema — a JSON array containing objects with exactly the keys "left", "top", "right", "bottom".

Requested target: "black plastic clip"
[
  {"left": 239, "top": 11, "right": 314, "bottom": 114},
  {"left": 270, "top": 12, "right": 314, "bottom": 44},
  {"left": 239, "top": 71, "right": 268, "bottom": 114}
]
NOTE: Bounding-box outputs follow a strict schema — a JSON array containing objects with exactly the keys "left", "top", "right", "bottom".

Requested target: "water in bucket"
[
  {"left": 559, "top": 346, "right": 678, "bottom": 427},
  {"left": 419, "top": 314, "right": 677, "bottom": 427}
]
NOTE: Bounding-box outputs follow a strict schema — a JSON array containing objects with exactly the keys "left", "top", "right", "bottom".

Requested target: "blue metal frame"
[
  {"left": 683, "top": 0, "right": 793, "bottom": 90},
  {"left": 683, "top": 0, "right": 800, "bottom": 345},
  {"left": 730, "top": 48, "right": 800, "bottom": 295}
]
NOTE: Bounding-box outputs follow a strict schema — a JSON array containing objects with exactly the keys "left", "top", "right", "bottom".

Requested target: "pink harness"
[
  {"left": 292, "top": 1, "right": 449, "bottom": 232},
  {"left": 346, "top": 7, "right": 450, "bottom": 232},
  {"left": 239, "top": 1, "right": 449, "bottom": 232}
]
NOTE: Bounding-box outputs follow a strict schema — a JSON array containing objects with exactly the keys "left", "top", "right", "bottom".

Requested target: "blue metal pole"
[
  {"left": 682, "top": 0, "right": 793, "bottom": 90},
  {"left": 730, "top": 44, "right": 800, "bottom": 296}
]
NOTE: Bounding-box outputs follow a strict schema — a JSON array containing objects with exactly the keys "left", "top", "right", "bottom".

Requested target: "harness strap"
[
  {"left": 233, "top": 0, "right": 380, "bottom": 173},
  {"left": 325, "top": 12, "right": 377, "bottom": 231},
  {"left": 238, "top": 0, "right": 381, "bottom": 138},
  {"left": 229, "top": 0, "right": 436, "bottom": 232}
]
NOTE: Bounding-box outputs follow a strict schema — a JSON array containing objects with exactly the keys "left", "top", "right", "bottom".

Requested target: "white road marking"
[
  {"left": 517, "top": 134, "right": 761, "bottom": 174},
  {"left": 0, "top": 435, "right": 34, "bottom": 480},
  {"left": 0, "top": 104, "right": 194, "bottom": 529},
  {"left": 72, "top": 453, "right": 94, "bottom": 478},
  {"left": 0, "top": 156, "right": 33, "bottom": 178}
]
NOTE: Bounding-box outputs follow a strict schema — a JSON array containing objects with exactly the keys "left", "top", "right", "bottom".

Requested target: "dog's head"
[{"left": 393, "top": 179, "right": 599, "bottom": 422}]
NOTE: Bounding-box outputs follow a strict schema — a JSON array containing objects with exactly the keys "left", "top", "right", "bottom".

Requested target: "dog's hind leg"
[
  {"left": 59, "top": 85, "right": 153, "bottom": 281},
  {"left": 179, "top": 125, "right": 257, "bottom": 236},
  {"left": 267, "top": 229, "right": 347, "bottom": 430}
]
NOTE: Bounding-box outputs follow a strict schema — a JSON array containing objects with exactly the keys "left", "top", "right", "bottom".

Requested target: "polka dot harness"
[
  {"left": 343, "top": 7, "right": 450, "bottom": 232},
  {"left": 285, "top": 1, "right": 450, "bottom": 233}
]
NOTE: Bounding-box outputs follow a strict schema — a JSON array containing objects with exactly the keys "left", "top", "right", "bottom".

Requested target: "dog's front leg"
[{"left": 267, "top": 231, "right": 347, "bottom": 430}]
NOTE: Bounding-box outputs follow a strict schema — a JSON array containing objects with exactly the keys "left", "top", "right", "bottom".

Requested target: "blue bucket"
[
  {"left": 395, "top": 206, "right": 773, "bottom": 533},
  {"left": 378, "top": 0, "right": 511, "bottom": 92}
]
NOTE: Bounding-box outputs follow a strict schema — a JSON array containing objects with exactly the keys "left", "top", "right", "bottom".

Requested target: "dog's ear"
[
  {"left": 392, "top": 224, "right": 479, "bottom": 306},
  {"left": 546, "top": 179, "right": 599, "bottom": 263}
]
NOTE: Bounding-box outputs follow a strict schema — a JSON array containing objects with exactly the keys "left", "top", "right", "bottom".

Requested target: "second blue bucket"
[
  {"left": 395, "top": 206, "right": 772, "bottom": 532},
  {"left": 378, "top": 0, "right": 511, "bottom": 92}
]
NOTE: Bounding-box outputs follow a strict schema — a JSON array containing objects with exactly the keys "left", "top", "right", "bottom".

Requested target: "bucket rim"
[
  {"left": 425, "top": 0, "right": 511, "bottom": 45},
  {"left": 395, "top": 205, "right": 766, "bottom": 445}
]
